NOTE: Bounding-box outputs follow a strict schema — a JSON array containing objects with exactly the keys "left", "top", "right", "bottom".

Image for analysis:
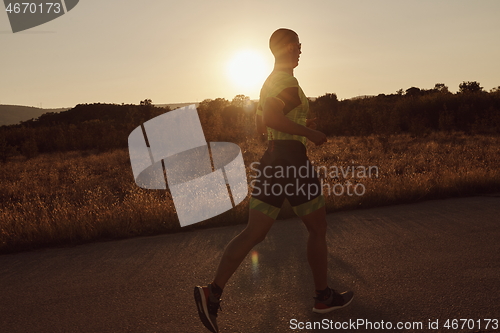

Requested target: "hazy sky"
[{"left": 1, "top": 0, "right": 499, "bottom": 108}]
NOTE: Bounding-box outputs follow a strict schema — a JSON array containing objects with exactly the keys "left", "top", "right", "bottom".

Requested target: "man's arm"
[
  {"left": 255, "top": 114, "right": 266, "bottom": 136},
  {"left": 262, "top": 97, "right": 327, "bottom": 146}
]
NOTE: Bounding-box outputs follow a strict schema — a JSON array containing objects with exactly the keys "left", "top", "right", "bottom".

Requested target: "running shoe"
[
  {"left": 312, "top": 288, "right": 354, "bottom": 314},
  {"left": 194, "top": 285, "right": 221, "bottom": 333}
]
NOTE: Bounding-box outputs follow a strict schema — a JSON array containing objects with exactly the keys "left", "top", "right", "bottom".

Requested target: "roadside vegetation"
[
  {"left": 1, "top": 82, "right": 499, "bottom": 253},
  {"left": 1, "top": 133, "right": 499, "bottom": 253}
]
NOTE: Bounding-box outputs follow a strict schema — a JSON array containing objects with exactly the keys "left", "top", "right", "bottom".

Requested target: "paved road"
[{"left": 1, "top": 196, "right": 499, "bottom": 333}]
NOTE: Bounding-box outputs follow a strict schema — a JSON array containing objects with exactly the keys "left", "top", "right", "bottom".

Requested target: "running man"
[{"left": 194, "top": 28, "right": 353, "bottom": 333}]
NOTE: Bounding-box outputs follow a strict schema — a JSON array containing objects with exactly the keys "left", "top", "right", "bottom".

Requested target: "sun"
[{"left": 226, "top": 50, "right": 270, "bottom": 92}]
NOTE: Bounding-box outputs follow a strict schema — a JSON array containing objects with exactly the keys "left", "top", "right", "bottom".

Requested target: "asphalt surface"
[{"left": 1, "top": 196, "right": 499, "bottom": 333}]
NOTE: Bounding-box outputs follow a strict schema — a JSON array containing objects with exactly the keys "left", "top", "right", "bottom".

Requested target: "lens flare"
[{"left": 251, "top": 250, "right": 259, "bottom": 276}]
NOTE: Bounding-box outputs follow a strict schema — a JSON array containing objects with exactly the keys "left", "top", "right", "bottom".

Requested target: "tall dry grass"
[
  {"left": 0, "top": 150, "right": 178, "bottom": 252},
  {"left": 307, "top": 132, "right": 500, "bottom": 212},
  {"left": 1, "top": 133, "right": 499, "bottom": 253}
]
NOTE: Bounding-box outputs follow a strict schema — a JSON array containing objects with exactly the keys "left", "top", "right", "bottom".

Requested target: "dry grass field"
[{"left": 1, "top": 132, "right": 499, "bottom": 253}]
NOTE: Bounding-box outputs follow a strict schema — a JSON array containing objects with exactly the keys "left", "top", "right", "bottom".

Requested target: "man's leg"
[
  {"left": 300, "top": 206, "right": 328, "bottom": 290},
  {"left": 194, "top": 208, "right": 275, "bottom": 333},
  {"left": 300, "top": 205, "right": 354, "bottom": 314},
  {"left": 213, "top": 208, "right": 275, "bottom": 289}
]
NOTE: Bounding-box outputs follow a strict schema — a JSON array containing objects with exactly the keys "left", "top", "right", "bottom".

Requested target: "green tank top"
[{"left": 256, "top": 71, "right": 309, "bottom": 147}]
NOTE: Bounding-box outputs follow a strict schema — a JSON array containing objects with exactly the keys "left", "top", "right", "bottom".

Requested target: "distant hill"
[
  {"left": 0, "top": 105, "right": 69, "bottom": 126},
  {"left": 156, "top": 102, "right": 199, "bottom": 109},
  {"left": 0, "top": 103, "right": 198, "bottom": 126},
  {"left": 349, "top": 95, "right": 375, "bottom": 100}
]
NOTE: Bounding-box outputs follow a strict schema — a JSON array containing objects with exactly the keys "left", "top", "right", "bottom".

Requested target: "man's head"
[{"left": 269, "top": 28, "right": 301, "bottom": 68}]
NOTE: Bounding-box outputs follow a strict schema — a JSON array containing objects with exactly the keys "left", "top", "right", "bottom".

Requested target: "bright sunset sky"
[{"left": 1, "top": 0, "right": 499, "bottom": 108}]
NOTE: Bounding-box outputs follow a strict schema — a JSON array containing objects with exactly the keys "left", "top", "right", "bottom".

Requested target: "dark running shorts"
[{"left": 249, "top": 140, "right": 325, "bottom": 219}]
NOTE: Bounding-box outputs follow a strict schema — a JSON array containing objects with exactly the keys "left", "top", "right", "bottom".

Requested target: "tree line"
[
  {"left": 310, "top": 82, "right": 500, "bottom": 136},
  {"left": 0, "top": 82, "right": 499, "bottom": 161}
]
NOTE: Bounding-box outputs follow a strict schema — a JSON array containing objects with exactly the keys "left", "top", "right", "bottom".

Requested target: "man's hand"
[
  {"left": 306, "top": 118, "right": 317, "bottom": 130},
  {"left": 307, "top": 129, "right": 327, "bottom": 146},
  {"left": 263, "top": 98, "right": 326, "bottom": 146}
]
